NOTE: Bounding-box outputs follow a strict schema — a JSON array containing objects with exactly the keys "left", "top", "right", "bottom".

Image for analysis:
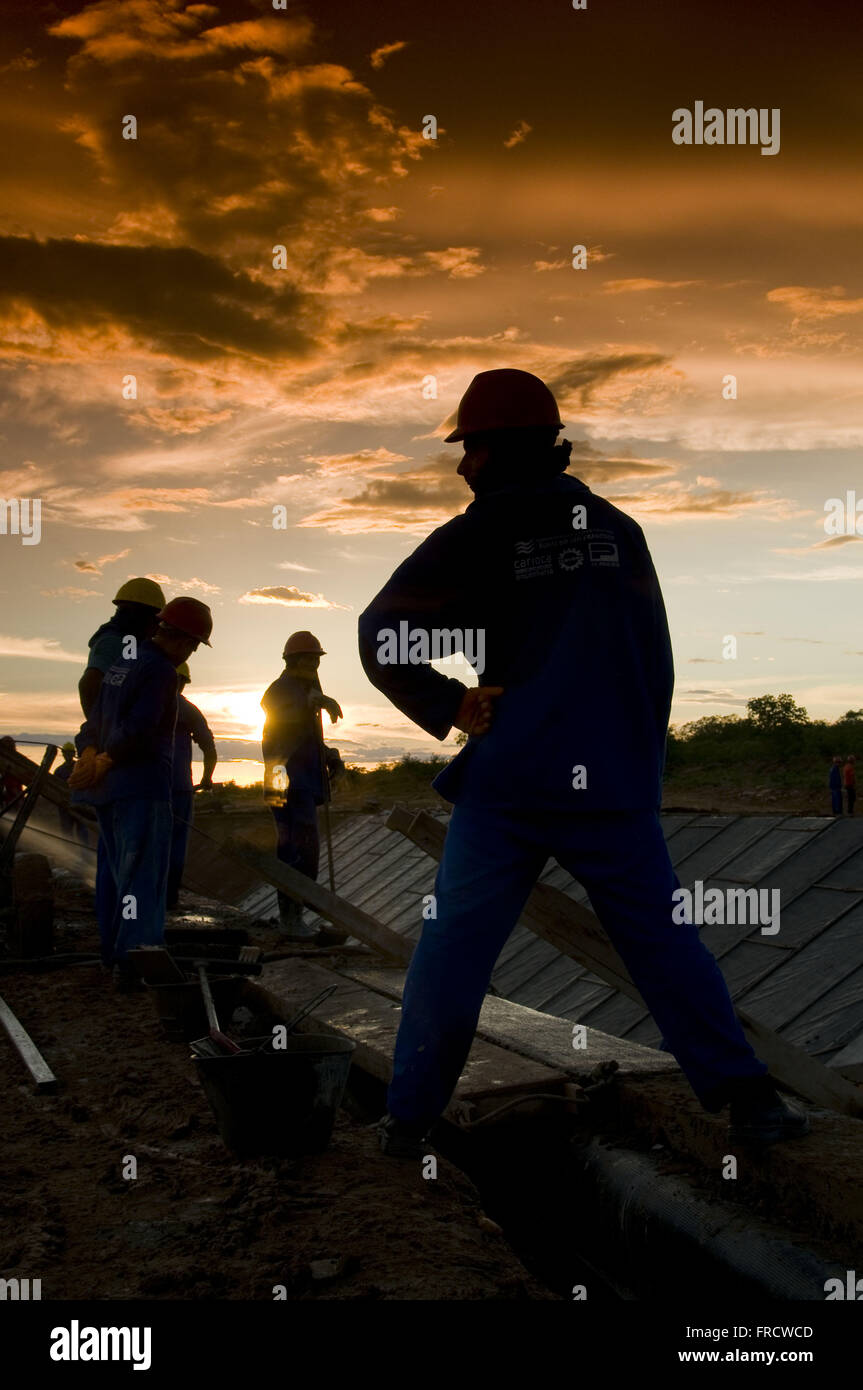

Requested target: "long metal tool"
[
  {"left": 252, "top": 984, "right": 338, "bottom": 1052},
  {"left": 195, "top": 960, "right": 242, "bottom": 1054}
]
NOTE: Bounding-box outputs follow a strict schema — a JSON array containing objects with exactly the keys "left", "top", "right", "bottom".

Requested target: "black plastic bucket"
[
  {"left": 147, "top": 974, "right": 244, "bottom": 1041},
  {"left": 193, "top": 1033, "right": 356, "bottom": 1157}
]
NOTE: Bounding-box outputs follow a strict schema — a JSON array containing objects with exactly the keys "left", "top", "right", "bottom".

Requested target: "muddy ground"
[{"left": 0, "top": 877, "right": 557, "bottom": 1301}]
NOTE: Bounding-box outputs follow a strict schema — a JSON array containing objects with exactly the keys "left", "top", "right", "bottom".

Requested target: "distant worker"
[
  {"left": 78, "top": 578, "right": 166, "bottom": 717},
  {"left": 829, "top": 755, "right": 843, "bottom": 816},
  {"left": 0, "top": 736, "right": 24, "bottom": 812},
  {"left": 359, "top": 367, "right": 809, "bottom": 1157},
  {"left": 70, "top": 597, "right": 213, "bottom": 990},
  {"left": 844, "top": 754, "right": 856, "bottom": 816},
  {"left": 167, "top": 663, "right": 217, "bottom": 909},
  {"left": 260, "top": 631, "right": 343, "bottom": 938},
  {"left": 54, "top": 742, "right": 90, "bottom": 846}
]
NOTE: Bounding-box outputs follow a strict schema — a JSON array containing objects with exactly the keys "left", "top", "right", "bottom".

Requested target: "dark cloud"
[
  {"left": 546, "top": 354, "right": 672, "bottom": 408},
  {"left": 0, "top": 236, "right": 314, "bottom": 362},
  {"left": 42, "top": 3, "right": 425, "bottom": 256},
  {"left": 300, "top": 453, "right": 467, "bottom": 533}
]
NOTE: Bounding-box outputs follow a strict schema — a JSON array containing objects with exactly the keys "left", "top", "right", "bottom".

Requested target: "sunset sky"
[{"left": 2, "top": 0, "right": 863, "bottom": 772}]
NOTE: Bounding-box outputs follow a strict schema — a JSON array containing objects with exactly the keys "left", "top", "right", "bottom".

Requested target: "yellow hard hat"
[
  {"left": 177, "top": 662, "right": 191, "bottom": 683},
  {"left": 113, "top": 577, "right": 166, "bottom": 609},
  {"left": 61, "top": 741, "right": 76, "bottom": 755}
]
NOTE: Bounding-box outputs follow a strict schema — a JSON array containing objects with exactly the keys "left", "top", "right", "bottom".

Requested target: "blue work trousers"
[
  {"left": 387, "top": 806, "right": 767, "bottom": 1129},
  {"left": 95, "top": 798, "right": 172, "bottom": 964}
]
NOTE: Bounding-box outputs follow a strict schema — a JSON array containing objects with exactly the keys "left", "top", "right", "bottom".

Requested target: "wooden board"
[
  {"left": 0, "top": 993, "right": 57, "bottom": 1090},
  {"left": 340, "top": 964, "right": 679, "bottom": 1081},
  {"left": 0, "top": 747, "right": 56, "bottom": 872},
  {"left": 0, "top": 745, "right": 95, "bottom": 826},
  {"left": 254, "top": 958, "right": 571, "bottom": 1120},
  {"left": 228, "top": 837, "right": 413, "bottom": 964},
  {"left": 182, "top": 826, "right": 263, "bottom": 904}
]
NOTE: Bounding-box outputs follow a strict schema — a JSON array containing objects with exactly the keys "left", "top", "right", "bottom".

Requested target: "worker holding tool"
[
  {"left": 70, "top": 596, "right": 214, "bottom": 991},
  {"left": 260, "top": 631, "right": 343, "bottom": 940},
  {"left": 359, "top": 368, "right": 809, "bottom": 1158},
  {"left": 167, "top": 663, "right": 218, "bottom": 910}
]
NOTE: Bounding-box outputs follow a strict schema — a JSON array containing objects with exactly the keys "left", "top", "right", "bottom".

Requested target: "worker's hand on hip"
[{"left": 453, "top": 686, "right": 504, "bottom": 738}]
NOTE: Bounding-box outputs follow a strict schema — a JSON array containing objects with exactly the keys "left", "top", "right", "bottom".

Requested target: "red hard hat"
[
  {"left": 283, "top": 631, "right": 325, "bottom": 658},
  {"left": 157, "top": 596, "right": 213, "bottom": 646},
  {"left": 444, "top": 369, "right": 563, "bottom": 442}
]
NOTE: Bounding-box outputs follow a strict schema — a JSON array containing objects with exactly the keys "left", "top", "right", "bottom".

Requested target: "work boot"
[
  {"left": 727, "top": 1076, "right": 810, "bottom": 1145},
  {"left": 316, "top": 927, "right": 350, "bottom": 947},
  {"left": 372, "top": 1113, "right": 431, "bottom": 1160},
  {"left": 278, "top": 900, "right": 319, "bottom": 942}
]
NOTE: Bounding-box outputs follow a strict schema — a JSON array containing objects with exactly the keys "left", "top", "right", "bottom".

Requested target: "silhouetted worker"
[
  {"left": 78, "top": 578, "right": 167, "bottom": 941},
  {"left": 359, "top": 368, "right": 809, "bottom": 1157},
  {"left": 261, "top": 632, "right": 342, "bottom": 938},
  {"left": 844, "top": 754, "right": 856, "bottom": 816},
  {"left": 167, "top": 663, "right": 217, "bottom": 910},
  {"left": 54, "top": 742, "right": 90, "bottom": 846},
  {"left": 71, "top": 597, "right": 213, "bottom": 990},
  {"left": 829, "top": 755, "right": 843, "bottom": 815},
  {"left": 78, "top": 578, "right": 167, "bottom": 717}
]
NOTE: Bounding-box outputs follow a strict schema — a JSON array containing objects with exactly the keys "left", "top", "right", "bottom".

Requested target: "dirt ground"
[{"left": 0, "top": 878, "right": 557, "bottom": 1301}]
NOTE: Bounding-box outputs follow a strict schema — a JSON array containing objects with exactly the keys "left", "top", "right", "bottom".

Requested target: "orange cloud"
[
  {"left": 370, "top": 40, "right": 409, "bottom": 69},
  {"left": 504, "top": 121, "right": 532, "bottom": 149},
  {"left": 51, "top": 4, "right": 312, "bottom": 66},
  {"left": 602, "top": 278, "right": 701, "bottom": 293},
  {"left": 73, "top": 549, "right": 130, "bottom": 574},
  {"left": 766, "top": 285, "right": 863, "bottom": 320},
  {"left": 239, "top": 587, "right": 346, "bottom": 609}
]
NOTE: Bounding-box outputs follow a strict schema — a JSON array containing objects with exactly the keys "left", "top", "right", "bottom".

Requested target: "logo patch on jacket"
[{"left": 588, "top": 536, "right": 620, "bottom": 566}]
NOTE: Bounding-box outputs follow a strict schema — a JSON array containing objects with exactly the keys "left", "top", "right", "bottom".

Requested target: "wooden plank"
[
  {"left": 182, "top": 826, "right": 262, "bottom": 904},
  {"left": 737, "top": 1006, "right": 863, "bottom": 1111},
  {"left": 226, "top": 836, "right": 413, "bottom": 965},
  {"left": 0, "top": 747, "right": 56, "bottom": 872},
  {"left": 387, "top": 806, "right": 863, "bottom": 1120},
  {"left": 0, "top": 745, "right": 95, "bottom": 827},
  {"left": 0, "top": 993, "right": 57, "bottom": 1090},
  {"left": 340, "top": 964, "right": 679, "bottom": 1080},
  {"left": 254, "top": 958, "right": 570, "bottom": 1118}
]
